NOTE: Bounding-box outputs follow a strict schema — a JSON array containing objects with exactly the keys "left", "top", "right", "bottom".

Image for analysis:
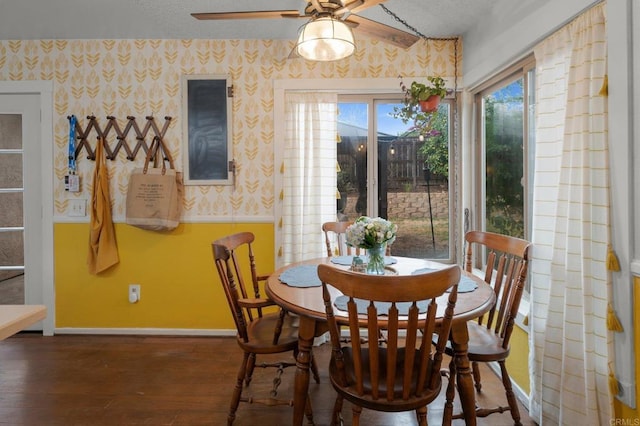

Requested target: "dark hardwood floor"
[{"left": 0, "top": 334, "right": 536, "bottom": 425}]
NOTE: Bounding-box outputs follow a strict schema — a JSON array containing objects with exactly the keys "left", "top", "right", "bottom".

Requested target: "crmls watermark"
[{"left": 610, "top": 418, "right": 640, "bottom": 426}]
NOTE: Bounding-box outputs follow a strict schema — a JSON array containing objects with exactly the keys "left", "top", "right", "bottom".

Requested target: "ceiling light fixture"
[{"left": 295, "top": 14, "right": 355, "bottom": 61}]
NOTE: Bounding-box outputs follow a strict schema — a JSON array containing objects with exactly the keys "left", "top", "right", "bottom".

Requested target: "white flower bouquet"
[{"left": 346, "top": 216, "right": 397, "bottom": 250}]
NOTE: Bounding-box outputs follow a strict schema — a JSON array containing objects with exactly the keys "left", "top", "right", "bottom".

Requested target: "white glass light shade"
[{"left": 295, "top": 16, "right": 355, "bottom": 61}]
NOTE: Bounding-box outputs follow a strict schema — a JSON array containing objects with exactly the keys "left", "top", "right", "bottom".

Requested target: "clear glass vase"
[{"left": 366, "top": 243, "right": 386, "bottom": 275}]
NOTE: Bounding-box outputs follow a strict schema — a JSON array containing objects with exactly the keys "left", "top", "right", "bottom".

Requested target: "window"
[
  {"left": 337, "top": 94, "right": 455, "bottom": 261},
  {"left": 474, "top": 56, "right": 535, "bottom": 286}
]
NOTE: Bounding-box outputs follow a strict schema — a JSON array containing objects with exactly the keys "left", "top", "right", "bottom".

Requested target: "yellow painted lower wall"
[
  {"left": 54, "top": 222, "right": 274, "bottom": 330},
  {"left": 506, "top": 326, "right": 530, "bottom": 396}
]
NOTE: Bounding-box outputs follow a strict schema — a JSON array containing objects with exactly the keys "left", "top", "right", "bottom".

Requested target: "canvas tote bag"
[{"left": 125, "top": 137, "right": 183, "bottom": 231}]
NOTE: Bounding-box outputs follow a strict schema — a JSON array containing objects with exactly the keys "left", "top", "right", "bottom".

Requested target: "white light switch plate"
[{"left": 69, "top": 199, "right": 86, "bottom": 217}]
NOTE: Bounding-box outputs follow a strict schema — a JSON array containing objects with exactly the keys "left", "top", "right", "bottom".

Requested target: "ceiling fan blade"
[
  {"left": 309, "top": 0, "right": 324, "bottom": 14},
  {"left": 191, "top": 10, "right": 302, "bottom": 20},
  {"left": 305, "top": 0, "right": 370, "bottom": 17},
  {"left": 347, "top": 14, "right": 419, "bottom": 49},
  {"left": 334, "top": 0, "right": 364, "bottom": 16},
  {"left": 345, "top": 0, "right": 387, "bottom": 14}
]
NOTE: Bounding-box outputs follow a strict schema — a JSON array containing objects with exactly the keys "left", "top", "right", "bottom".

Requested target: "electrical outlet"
[
  {"left": 69, "top": 199, "right": 86, "bottom": 217},
  {"left": 129, "top": 284, "right": 140, "bottom": 303}
]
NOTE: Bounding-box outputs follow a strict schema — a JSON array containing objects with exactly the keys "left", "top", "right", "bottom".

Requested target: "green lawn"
[{"left": 388, "top": 218, "right": 450, "bottom": 260}]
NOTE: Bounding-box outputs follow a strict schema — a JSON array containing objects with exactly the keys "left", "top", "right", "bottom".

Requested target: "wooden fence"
[{"left": 337, "top": 137, "right": 446, "bottom": 191}]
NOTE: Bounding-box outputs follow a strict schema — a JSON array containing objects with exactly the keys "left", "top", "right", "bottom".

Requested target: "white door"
[{"left": 0, "top": 91, "right": 51, "bottom": 333}]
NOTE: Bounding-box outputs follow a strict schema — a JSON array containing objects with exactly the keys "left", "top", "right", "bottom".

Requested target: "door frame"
[{"left": 0, "top": 81, "right": 54, "bottom": 336}]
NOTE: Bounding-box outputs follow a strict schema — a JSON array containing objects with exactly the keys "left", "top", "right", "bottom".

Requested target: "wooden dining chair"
[
  {"left": 212, "top": 231, "right": 319, "bottom": 425},
  {"left": 323, "top": 220, "right": 390, "bottom": 345},
  {"left": 442, "top": 230, "right": 532, "bottom": 425},
  {"left": 322, "top": 221, "right": 357, "bottom": 257},
  {"left": 318, "top": 263, "right": 461, "bottom": 426}
]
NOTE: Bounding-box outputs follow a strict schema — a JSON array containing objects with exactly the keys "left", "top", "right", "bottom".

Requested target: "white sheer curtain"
[
  {"left": 529, "top": 3, "right": 613, "bottom": 424},
  {"left": 279, "top": 92, "right": 338, "bottom": 265}
]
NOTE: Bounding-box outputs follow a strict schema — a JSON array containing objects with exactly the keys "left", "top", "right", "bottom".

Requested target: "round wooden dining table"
[{"left": 266, "top": 256, "right": 496, "bottom": 426}]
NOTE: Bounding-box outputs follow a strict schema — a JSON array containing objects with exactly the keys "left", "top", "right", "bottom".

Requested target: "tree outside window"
[{"left": 483, "top": 79, "right": 525, "bottom": 239}]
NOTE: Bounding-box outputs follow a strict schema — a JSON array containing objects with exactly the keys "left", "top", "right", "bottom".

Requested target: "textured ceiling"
[{"left": 0, "top": 0, "right": 497, "bottom": 42}]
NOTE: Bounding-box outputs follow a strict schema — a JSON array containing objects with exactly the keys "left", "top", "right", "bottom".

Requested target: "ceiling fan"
[{"left": 191, "top": 0, "right": 420, "bottom": 53}]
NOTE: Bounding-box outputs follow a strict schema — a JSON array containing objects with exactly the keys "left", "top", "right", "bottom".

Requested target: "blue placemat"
[
  {"left": 278, "top": 264, "right": 321, "bottom": 288},
  {"left": 334, "top": 296, "right": 428, "bottom": 315},
  {"left": 330, "top": 255, "right": 397, "bottom": 266},
  {"left": 411, "top": 267, "right": 438, "bottom": 275},
  {"left": 412, "top": 268, "right": 479, "bottom": 293}
]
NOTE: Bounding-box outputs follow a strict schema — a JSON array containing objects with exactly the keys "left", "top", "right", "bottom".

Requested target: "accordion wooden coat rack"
[{"left": 67, "top": 115, "right": 172, "bottom": 161}]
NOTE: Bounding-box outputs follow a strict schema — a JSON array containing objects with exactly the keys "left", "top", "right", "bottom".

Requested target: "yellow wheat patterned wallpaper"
[{"left": 0, "top": 38, "right": 458, "bottom": 219}]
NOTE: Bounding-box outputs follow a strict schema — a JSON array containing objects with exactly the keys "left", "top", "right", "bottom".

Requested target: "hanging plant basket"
[
  {"left": 419, "top": 95, "right": 441, "bottom": 113},
  {"left": 393, "top": 76, "right": 447, "bottom": 134}
]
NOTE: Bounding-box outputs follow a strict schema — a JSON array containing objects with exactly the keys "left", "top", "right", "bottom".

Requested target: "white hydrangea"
[{"left": 345, "top": 216, "right": 397, "bottom": 249}]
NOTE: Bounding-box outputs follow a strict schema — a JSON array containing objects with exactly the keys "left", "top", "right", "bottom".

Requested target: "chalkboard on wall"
[{"left": 181, "top": 75, "right": 233, "bottom": 185}]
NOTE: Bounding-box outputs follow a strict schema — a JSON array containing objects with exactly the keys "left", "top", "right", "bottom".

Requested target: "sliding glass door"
[{"left": 337, "top": 95, "right": 453, "bottom": 261}]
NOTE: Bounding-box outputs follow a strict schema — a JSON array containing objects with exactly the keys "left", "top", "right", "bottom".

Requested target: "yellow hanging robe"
[{"left": 87, "top": 137, "right": 119, "bottom": 274}]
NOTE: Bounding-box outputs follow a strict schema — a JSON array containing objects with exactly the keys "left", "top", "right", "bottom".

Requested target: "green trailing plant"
[
  {"left": 403, "top": 76, "right": 447, "bottom": 102},
  {"left": 393, "top": 76, "right": 447, "bottom": 135}
]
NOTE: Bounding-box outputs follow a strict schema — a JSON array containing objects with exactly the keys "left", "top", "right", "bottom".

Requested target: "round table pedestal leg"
[{"left": 450, "top": 322, "right": 477, "bottom": 426}]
